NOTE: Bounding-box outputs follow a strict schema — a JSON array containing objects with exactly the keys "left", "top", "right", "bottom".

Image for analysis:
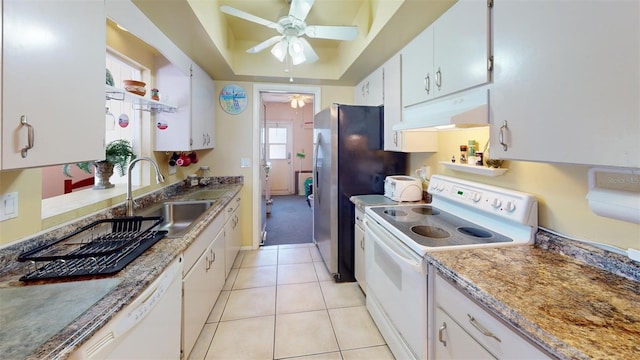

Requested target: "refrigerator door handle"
[{"left": 314, "top": 133, "right": 322, "bottom": 204}]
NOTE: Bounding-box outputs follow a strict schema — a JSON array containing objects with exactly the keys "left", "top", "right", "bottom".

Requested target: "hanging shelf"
[
  {"left": 106, "top": 85, "right": 177, "bottom": 113},
  {"left": 439, "top": 161, "right": 508, "bottom": 177}
]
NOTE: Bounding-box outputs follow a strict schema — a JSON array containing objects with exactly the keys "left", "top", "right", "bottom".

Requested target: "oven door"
[{"left": 364, "top": 215, "right": 427, "bottom": 359}]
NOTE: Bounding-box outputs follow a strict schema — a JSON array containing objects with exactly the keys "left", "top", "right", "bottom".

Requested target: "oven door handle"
[{"left": 364, "top": 218, "right": 423, "bottom": 271}]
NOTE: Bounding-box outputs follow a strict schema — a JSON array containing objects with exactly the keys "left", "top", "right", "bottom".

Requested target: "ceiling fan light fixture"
[
  {"left": 288, "top": 36, "right": 306, "bottom": 65},
  {"left": 290, "top": 96, "right": 305, "bottom": 108},
  {"left": 271, "top": 40, "right": 288, "bottom": 62}
]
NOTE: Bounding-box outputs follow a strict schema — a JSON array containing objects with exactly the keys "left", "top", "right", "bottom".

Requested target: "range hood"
[{"left": 394, "top": 88, "right": 489, "bottom": 131}]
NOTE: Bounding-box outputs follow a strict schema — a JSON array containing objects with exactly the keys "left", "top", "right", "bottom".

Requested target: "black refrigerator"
[{"left": 313, "top": 104, "right": 407, "bottom": 282}]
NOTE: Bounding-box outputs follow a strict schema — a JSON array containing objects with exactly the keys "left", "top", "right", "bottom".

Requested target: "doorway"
[
  {"left": 253, "top": 84, "right": 321, "bottom": 248},
  {"left": 265, "top": 122, "right": 294, "bottom": 195}
]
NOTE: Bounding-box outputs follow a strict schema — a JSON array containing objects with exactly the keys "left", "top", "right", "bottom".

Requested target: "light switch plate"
[
  {"left": 240, "top": 158, "right": 251, "bottom": 168},
  {"left": 0, "top": 192, "right": 18, "bottom": 221}
]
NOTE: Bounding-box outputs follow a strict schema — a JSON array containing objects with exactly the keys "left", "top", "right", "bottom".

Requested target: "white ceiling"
[{"left": 132, "top": 0, "right": 455, "bottom": 86}]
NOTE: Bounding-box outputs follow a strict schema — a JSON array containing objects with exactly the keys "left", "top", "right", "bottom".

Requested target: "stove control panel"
[{"left": 429, "top": 175, "right": 538, "bottom": 226}]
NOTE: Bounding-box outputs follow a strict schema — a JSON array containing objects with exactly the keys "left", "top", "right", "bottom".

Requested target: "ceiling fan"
[
  {"left": 289, "top": 94, "right": 312, "bottom": 108},
  {"left": 220, "top": 0, "right": 359, "bottom": 65}
]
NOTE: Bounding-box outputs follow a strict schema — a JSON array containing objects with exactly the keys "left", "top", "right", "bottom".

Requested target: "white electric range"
[{"left": 363, "top": 175, "right": 538, "bottom": 359}]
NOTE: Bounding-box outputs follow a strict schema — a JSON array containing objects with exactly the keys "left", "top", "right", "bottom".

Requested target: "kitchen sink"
[
  {"left": 140, "top": 200, "right": 216, "bottom": 237},
  {"left": 183, "top": 189, "right": 228, "bottom": 201}
]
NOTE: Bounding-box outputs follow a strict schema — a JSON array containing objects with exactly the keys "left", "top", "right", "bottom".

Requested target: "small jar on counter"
[
  {"left": 199, "top": 166, "right": 212, "bottom": 186},
  {"left": 187, "top": 174, "right": 199, "bottom": 187},
  {"left": 475, "top": 152, "right": 484, "bottom": 166},
  {"left": 459, "top": 145, "right": 468, "bottom": 164}
]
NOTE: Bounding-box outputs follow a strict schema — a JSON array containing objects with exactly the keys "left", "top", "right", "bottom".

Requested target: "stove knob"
[
  {"left": 491, "top": 198, "right": 502, "bottom": 208},
  {"left": 472, "top": 193, "right": 482, "bottom": 202},
  {"left": 505, "top": 201, "right": 516, "bottom": 212}
]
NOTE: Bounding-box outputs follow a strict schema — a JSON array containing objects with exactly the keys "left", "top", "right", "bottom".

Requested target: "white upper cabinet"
[
  {"left": 383, "top": 53, "right": 403, "bottom": 151},
  {"left": 490, "top": 1, "right": 639, "bottom": 168},
  {"left": 1, "top": 0, "right": 105, "bottom": 170},
  {"left": 354, "top": 66, "right": 383, "bottom": 106},
  {"left": 402, "top": 26, "right": 435, "bottom": 107},
  {"left": 154, "top": 61, "right": 215, "bottom": 152},
  {"left": 402, "top": 0, "right": 490, "bottom": 108},
  {"left": 190, "top": 64, "right": 215, "bottom": 150},
  {"left": 106, "top": 0, "right": 215, "bottom": 152}
]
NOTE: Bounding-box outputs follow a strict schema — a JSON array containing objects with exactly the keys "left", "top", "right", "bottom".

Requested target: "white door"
[{"left": 266, "top": 122, "right": 293, "bottom": 195}]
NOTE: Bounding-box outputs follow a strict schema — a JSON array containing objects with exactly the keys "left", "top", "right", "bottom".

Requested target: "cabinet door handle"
[
  {"left": 435, "top": 67, "right": 442, "bottom": 90},
  {"left": 424, "top": 74, "right": 430, "bottom": 94},
  {"left": 499, "top": 120, "right": 508, "bottom": 151},
  {"left": 468, "top": 314, "right": 501, "bottom": 343},
  {"left": 438, "top": 322, "right": 447, "bottom": 347},
  {"left": 393, "top": 131, "right": 398, "bottom": 146},
  {"left": 20, "top": 115, "right": 35, "bottom": 158}
]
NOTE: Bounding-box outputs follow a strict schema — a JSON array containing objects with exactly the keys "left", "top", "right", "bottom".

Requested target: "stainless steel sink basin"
[{"left": 140, "top": 200, "right": 215, "bottom": 237}]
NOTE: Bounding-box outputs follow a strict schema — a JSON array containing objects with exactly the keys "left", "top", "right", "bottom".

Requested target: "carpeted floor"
[{"left": 263, "top": 195, "right": 313, "bottom": 246}]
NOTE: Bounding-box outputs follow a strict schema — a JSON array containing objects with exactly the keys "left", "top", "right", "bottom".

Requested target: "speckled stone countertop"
[
  {"left": 427, "top": 230, "right": 640, "bottom": 359},
  {"left": 0, "top": 177, "right": 242, "bottom": 360}
]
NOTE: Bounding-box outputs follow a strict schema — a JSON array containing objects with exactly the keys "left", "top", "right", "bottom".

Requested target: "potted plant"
[{"left": 63, "top": 139, "right": 137, "bottom": 189}]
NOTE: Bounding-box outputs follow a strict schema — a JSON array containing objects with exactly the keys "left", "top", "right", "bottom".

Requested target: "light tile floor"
[{"left": 188, "top": 243, "right": 395, "bottom": 360}]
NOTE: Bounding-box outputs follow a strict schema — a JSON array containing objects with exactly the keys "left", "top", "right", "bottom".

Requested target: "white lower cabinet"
[
  {"left": 182, "top": 214, "right": 225, "bottom": 359},
  {"left": 433, "top": 272, "right": 549, "bottom": 359},
  {"left": 354, "top": 207, "right": 366, "bottom": 293},
  {"left": 224, "top": 195, "right": 242, "bottom": 277}
]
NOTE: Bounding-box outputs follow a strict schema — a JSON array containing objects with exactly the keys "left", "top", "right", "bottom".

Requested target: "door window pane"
[
  {"left": 269, "top": 144, "right": 287, "bottom": 159},
  {"left": 269, "top": 128, "right": 287, "bottom": 143}
]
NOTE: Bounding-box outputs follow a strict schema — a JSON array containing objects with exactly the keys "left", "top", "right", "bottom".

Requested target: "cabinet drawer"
[
  {"left": 224, "top": 195, "right": 241, "bottom": 222},
  {"left": 182, "top": 214, "right": 224, "bottom": 276},
  {"left": 434, "top": 274, "right": 550, "bottom": 359},
  {"left": 434, "top": 307, "right": 496, "bottom": 359}
]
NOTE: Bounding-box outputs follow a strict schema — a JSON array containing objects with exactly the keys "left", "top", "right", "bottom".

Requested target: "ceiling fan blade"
[
  {"left": 247, "top": 35, "right": 283, "bottom": 54},
  {"left": 298, "top": 37, "right": 319, "bottom": 64},
  {"left": 305, "top": 25, "right": 358, "bottom": 41},
  {"left": 289, "top": 0, "right": 314, "bottom": 21},
  {"left": 220, "top": 5, "right": 278, "bottom": 29}
]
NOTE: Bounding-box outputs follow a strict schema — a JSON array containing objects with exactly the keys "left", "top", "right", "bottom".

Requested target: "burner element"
[
  {"left": 457, "top": 227, "right": 493, "bottom": 238},
  {"left": 411, "top": 225, "right": 450, "bottom": 239},
  {"left": 411, "top": 207, "right": 441, "bottom": 216},
  {"left": 384, "top": 209, "right": 408, "bottom": 217}
]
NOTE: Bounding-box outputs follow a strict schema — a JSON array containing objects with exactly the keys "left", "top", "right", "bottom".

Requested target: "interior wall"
[{"left": 408, "top": 127, "right": 640, "bottom": 250}]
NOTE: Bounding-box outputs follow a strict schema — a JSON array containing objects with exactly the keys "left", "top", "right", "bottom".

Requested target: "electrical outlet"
[
  {"left": 0, "top": 192, "right": 18, "bottom": 221},
  {"left": 240, "top": 158, "right": 251, "bottom": 168}
]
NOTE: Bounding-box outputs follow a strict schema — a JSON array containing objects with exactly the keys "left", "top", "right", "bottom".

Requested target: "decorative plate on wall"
[{"left": 219, "top": 84, "right": 248, "bottom": 115}]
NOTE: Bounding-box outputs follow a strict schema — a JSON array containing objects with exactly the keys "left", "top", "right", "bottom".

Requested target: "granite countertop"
[
  {"left": 0, "top": 177, "right": 242, "bottom": 360},
  {"left": 427, "top": 231, "right": 640, "bottom": 359}
]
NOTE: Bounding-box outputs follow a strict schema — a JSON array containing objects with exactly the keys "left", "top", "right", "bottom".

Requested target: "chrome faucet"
[{"left": 126, "top": 157, "right": 166, "bottom": 216}]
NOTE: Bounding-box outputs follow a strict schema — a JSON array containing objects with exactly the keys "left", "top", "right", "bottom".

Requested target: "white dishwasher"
[{"left": 72, "top": 255, "right": 183, "bottom": 359}]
